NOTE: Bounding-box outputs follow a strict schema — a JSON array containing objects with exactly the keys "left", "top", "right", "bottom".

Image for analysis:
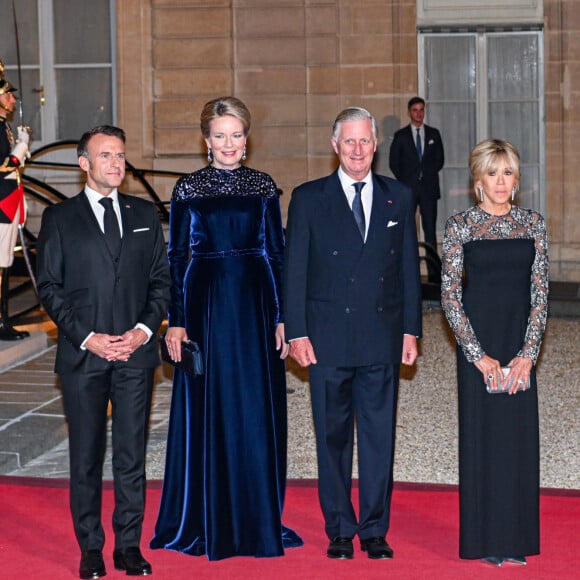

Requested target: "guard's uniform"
[
  {"left": 0, "top": 114, "right": 26, "bottom": 267},
  {"left": 0, "top": 58, "right": 30, "bottom": 340}
]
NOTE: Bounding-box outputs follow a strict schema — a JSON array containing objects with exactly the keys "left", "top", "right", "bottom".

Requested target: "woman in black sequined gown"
[
  {"left": 441, "top": 140, "right": 548, "bottom": 566},
  {"left": 150, "top": 97, "right": 302, "bottom": 560}
]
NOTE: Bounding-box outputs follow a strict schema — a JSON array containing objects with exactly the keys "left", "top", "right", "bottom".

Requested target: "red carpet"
[{"left": 1, "top": 477, "right": 577, "bottom": 579}]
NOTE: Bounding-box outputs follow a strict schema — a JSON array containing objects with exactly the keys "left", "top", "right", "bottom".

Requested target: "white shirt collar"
[
  {"left": 84, "top": 185, "right": 119, "bottom": 204},
  {"left": 337, "top": 167, "right": 373, "bottom": 195}
]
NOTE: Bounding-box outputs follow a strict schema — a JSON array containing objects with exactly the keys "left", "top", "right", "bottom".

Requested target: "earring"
[
  {"left": 479, "top": 187, "right": 484, "bottom": 203},
  {"left": 511, "top": 185, "right": 518, "bottom": 201},
  {"left": 242, "top": 146, "right": 247, "bottom": 161},
  {"left": 207, "top": 147, "right": 212, "bottom": 163}
]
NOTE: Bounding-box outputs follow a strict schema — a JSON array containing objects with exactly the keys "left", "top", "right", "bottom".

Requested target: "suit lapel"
[
  {"left": 77, "top": 191, "right": 107, "bottom": 242},
  {"left": 322, "top": 172, "right": 364, "bottom": 244},
  {"left": 366, "top": 176, "right": 400, "bottom": 248}
]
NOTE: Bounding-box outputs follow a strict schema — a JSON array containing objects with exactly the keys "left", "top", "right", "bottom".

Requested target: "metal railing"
[{"left": 12, "top": 140, "right": 188, "bottom": 318}]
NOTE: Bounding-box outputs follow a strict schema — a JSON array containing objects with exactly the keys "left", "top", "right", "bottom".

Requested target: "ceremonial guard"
[{"left": 0, "top": 59, "right": 31, "bottom": 339}]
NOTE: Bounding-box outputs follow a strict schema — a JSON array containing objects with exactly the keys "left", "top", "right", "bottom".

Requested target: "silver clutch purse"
[{"left": 486, "top": 366, "right": 529, "bottom": 394}]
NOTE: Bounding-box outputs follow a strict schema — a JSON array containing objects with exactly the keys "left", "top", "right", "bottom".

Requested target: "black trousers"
[
  {"left": 61, "top": 365, "right": 154, "bottom": 552},
  {"left": 308, "top": 363, "right": 399, "bottom": 541}
]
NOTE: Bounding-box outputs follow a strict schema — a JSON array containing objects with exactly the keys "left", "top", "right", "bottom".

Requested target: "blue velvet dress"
[{"left": 150, "top": 165, "right": 302, "bottom": 560}]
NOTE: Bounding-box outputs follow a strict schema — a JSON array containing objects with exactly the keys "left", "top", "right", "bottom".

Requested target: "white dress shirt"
[{"left": 338, "top": 167, "right": 373, "bottom": 242}]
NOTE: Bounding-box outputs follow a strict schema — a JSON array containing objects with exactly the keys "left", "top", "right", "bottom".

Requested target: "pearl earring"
[
  {"left": 207, "top": 147, "right": 212, "bottom": 163},
  {"left": 242, "top": 146, "right": 247, "bottom": 161}
]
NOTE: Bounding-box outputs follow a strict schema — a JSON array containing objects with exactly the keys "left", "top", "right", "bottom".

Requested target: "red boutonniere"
[{"left": 387, "top": 199, "right": 393, "bottom": 204}]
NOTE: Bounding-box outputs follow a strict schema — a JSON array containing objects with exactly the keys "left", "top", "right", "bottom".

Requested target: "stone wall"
[{"left": 116, "top": 0, "right": 580, "bottom": 280}]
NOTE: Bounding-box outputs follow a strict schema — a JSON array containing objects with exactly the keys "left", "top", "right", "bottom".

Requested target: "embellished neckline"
[
  {"left": 477, "top": 204, "right": 513, "bottom": 218},
  {"left": 207, "top": 164, "right": 244, "bottom": 174}
]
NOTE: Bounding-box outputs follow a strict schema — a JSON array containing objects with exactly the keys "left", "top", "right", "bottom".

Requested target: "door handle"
[{"left": 33, "top": 85, "right": 45, "bottom": 105}]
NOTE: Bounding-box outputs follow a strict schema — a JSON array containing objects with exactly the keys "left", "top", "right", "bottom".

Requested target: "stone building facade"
[{"left": 116, "top": 0, "right": 579, "bottom": 281}]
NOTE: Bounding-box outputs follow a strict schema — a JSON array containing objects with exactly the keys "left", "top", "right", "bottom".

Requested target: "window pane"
[
  {"left": 54, "top": 0, "right": 111, "bottom": 64},
  {"left": 0, "top": 0, "right": 39, "bottom": 65},
  {"left": 20, "top": 70, "right": 42, "bottom": 141},
  {"left": 489, "top": 102, "right": 539, "bottom": 164},
  {"left": 56, "top": 69, "right": 112, "bottom": 140},
  {"left": 429, "top": 102, "right": 477, "bottom": 167},
  {"left": 441, "top": 167, "right": 473, "bottom": 219},
  {"left": 488, "top": 35, "right": 539, "bottom": 99},
  {"left": 424, "top": 36, "right": 476, "bottom": 100},
  {"left": 518, "top": 165, "right": 539, "bottom": 209}
]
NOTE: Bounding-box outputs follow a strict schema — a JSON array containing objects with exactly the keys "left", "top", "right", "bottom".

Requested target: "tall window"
[
  {"left": 418, "top": 30, "right": 545, "bottom": 232},
  {"left": 0, "top": 0, "right": 115, "bottom": 146}
]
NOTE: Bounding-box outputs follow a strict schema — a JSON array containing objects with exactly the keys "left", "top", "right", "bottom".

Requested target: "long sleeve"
[
  {"left": 518, "top": 213, "right": 549, "bottom": 363},
  {"left": 37, "top": 205, "right": 91, "bottom": 348},
  {"left": 166, "top": 197, "right": 191, "bottom": 328},
  {"left": 264, "top": 194, "right": 285, "bottom": 322},
  {"left": 441, "top": 215, "right": 485, "bottom": 362}
]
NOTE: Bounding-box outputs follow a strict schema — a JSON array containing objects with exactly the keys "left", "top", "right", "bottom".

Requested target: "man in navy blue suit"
[
  {"left": 284, "top": 107, "right": 422, "bottom": 560},
  {"left": 389, "top": 96, "right": 444, "bottom": 282}
]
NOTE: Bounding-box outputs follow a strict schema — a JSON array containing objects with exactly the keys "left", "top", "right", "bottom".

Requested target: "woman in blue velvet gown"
[{"left": 150, "top": 97, "right": 303, "bottom": 560}]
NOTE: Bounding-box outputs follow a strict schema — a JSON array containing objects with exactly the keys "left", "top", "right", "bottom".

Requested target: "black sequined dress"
[{"left": 441, "top": 205, "right": 549, "bottom": 559}]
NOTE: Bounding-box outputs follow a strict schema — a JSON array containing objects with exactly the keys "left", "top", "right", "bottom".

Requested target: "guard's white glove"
[
  {"left": 17, "top": 126, "right": 31, "bottom": 146},
  {"left": 11, "top": 141, "right": 29, "bottom": 165}
]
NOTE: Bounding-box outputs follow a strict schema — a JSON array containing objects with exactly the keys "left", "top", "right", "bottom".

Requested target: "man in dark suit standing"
[
  {"left": 37, "top": 126, "right": 171, "bottom": 579},
  {"left": 284, "top": 107, "right": 422, "bottom": 560},
  {"left": 389, "top": 96, "right": 444, "bottom": 282}
]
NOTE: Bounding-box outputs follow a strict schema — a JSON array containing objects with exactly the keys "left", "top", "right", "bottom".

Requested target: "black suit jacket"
[
  {"left": 37, "top": 191, "right": 171, "bottom": 374},
  {"left": 389, "top": 124, "right": 444, "bottom": 200},
  {"left": 284, "top": 171, "right": 422, "bottom": 367}
]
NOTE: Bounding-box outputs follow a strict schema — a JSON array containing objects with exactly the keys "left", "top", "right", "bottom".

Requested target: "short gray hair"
[{"left": 332, "top": 107, "right": 378, "bottom": 141}]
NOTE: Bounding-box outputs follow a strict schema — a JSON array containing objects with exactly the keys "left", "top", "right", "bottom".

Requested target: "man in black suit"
[
  {"left": 284, "top": 107, "right": 422, "bottom": 560},
  {"left": 37, "top": 126, "right": 171, "bottom": 579},
  {"left": 389, "top": 96, "right": 444, "bottom": 282}
]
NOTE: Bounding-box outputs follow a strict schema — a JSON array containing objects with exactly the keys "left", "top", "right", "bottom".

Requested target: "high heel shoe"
[
  {"left": 504, "top": 556, "right": 526, "bottom": 565},
  {"left": 482, "top": 556, "right": 503, "bottom": 566}
]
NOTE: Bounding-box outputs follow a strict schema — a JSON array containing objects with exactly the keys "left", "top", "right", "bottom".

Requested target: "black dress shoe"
[
  {"left": 79, "top": 550, "right": 106, "bottom": 579},
  {"left": 0, "top": 323, "right": 29, "bottom": 341},
  {"left": 360, "top": 537, "right": 394, "bottom": 559},
  {"left": 327, "top": 536, "right": 354, "bottom": 559},
  {"left": 113, "top": 547, "right": 152, "bottom": 576}
]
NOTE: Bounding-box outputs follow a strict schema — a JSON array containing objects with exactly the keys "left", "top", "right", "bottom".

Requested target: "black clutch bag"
[{"left": 160, "top": 334, "right": 204, "bottom": 376}]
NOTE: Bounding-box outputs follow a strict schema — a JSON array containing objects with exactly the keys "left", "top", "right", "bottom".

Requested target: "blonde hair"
[
  {"left": 469, "top": 139, "right": 521, "bottom": 183},
  {"left": 200, "top": 96, "right": 251, "bottom": 138}
]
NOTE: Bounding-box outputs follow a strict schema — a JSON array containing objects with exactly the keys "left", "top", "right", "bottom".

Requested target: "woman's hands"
[
  {"left": 504, "top": 356, "right": 533, "bottom": 394},
  {"left": 475, "top": 353, "right": 532, "bottom": 394},
  {"left": 275, "top": 323, "right": 290, "bottom": 359},
  {"left": 165, "top": 327, "right": 188, "bottom": 362}
]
